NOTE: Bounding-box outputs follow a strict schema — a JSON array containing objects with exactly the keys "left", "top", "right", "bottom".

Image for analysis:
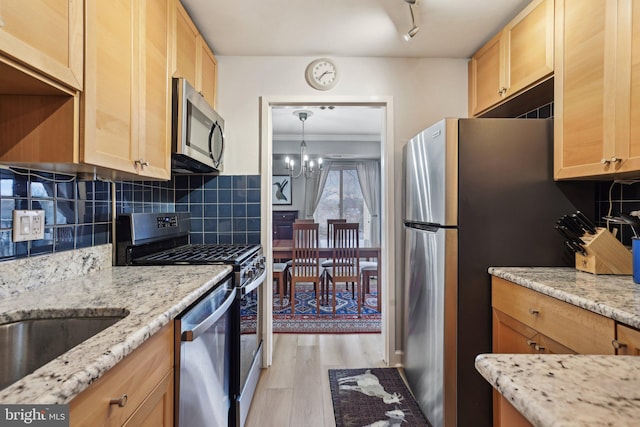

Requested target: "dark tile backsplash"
[
  {"left": 596, "top": 181, "right": 640, "bottom": 246},
  {"left": 174, "top": 174, "right": 261, "bottom": 245},
  {"left": 0, "top": 167, "right": 261, "bottom": 261},
  {"left": 0, "top": 168, "right": 112, "bottom": 259}
]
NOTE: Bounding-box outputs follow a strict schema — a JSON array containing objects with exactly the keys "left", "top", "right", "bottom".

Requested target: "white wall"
[
  {"left": 216, "top": 55, "right": 469, "bottom": 360},
  {"left": 217, "top": 56, "right": 468, "bottom": 175}
]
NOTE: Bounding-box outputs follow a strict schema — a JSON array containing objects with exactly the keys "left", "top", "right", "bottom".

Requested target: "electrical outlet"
[{"left": 12, "top": 210, "right": 45, "bottom": 242}]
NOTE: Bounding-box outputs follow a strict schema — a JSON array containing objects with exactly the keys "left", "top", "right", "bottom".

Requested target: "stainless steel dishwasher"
[{"left": 175, "top": 275, "right": 236, "bottom": 427}]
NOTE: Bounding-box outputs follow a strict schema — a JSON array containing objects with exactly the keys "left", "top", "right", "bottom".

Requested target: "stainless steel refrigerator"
[{"left": 403, "top": 118, "right": 593, "bottom": 427}]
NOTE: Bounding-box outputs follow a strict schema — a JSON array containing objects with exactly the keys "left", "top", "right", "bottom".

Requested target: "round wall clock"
[{"left": 305, "top": 58, "right": 339, "bottom": 91}]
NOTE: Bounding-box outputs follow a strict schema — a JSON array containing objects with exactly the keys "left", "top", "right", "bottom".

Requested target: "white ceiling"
[
  {"left": 180, "top": 0, "right": 530, "bottom": 59},
  {"left": 179, "top": 0, "right": 530, "bottom": 139}
]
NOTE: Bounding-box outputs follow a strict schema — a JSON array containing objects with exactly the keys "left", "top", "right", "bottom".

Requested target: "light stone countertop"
[
  {"left": 475, "top": 353, "right": 640, "bottom": 427},
  {"left": 0, "top": 246, "right": 232, "bottom": 404},
  {"left": 477, "top": 267, "right": 640, "bottom": 426}
]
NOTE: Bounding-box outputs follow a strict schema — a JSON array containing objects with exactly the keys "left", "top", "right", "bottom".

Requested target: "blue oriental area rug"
[{"left": 241, "top": 283, "right": 381, "bottom": 334}]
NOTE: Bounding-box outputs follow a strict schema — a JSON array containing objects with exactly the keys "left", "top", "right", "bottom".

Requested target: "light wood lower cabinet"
[
  {"left": 615, "top": 324, "right": 640, "bottom": 355},
  {"left": 492, "top": 277, "right": 615, "bottom": 355},
  {"left": 491, "top": 276, "right": 616, "bottom": 427},
  {"left": 69, "top": 323, "right": 174, "bottom": 427}
]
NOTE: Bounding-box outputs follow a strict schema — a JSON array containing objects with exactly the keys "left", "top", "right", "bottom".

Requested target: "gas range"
[{"left": 115, "top": 212, "right": 264, "bottom": 287}]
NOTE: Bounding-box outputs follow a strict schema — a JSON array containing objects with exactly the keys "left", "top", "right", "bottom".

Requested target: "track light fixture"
[{"left": 403, "top": 0, "right": 420, "bottom": 41}]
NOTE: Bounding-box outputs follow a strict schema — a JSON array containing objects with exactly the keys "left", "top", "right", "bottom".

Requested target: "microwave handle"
[{"left": 208, "top": 121, "right": 224, "bottom": 168}]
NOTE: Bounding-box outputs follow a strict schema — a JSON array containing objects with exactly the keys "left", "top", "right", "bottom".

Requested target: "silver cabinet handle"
[
  {"left": 135, "top": 159, "right": 149, "bottom": 167},
  {"left": 528, "top": 308, "right": 539, "bottom": 316},
  {"left": 109, "top": 394, "right": 128, "bottom": 407},
  {"left": 602, "top": 157, "right": 622, "bottom": 164},
  {"left": 534, "top": 344, "right": 545, "bottom": 352},
  {"left": 526, "top": 339, "right": 536, "bottom": 347},
  {"left": 612, "top": 339, "right": 627, "bottom": 350}
]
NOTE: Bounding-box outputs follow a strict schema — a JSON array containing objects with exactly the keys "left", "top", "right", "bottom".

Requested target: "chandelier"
[{"left": 285, "top": 110, "right": 323, "bottom": 179}]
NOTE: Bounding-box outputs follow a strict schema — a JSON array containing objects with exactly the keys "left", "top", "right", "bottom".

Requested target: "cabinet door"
[
  {"left": 616, "top": 324, "right": 640, "bottom": 355},
  {"left": 198, "top": 38, "right": 218, "bottom": 108},
  {"left": 174, "top": 0, "right": 197, "bottom": 86},
  {"left": 139, "top": 0, "right": 171, "bottom": 179},
  {"left": 70, "top": 324, "right": 174, "bottom": 426},
  {"left": 492, "top": 309, "right": 538, "bottom": 354},
  {"left": 554, "top": 0, "right": 616, "bottom": 179},
  {"left": 0, "top": 0, "right": 83, "bottom": 90},
  {"left": 82, "top": 0, "right": 138, "bottom": 175},
  {"left": 468, "top": 32, "right": 503, "bottom": 116},
  {"left": 123, "top": 370, "right": 174, "bottom": 427},
  {"left": 504, "top": 0, "right": 553, "bottom": 97},
  {"left": 616, "top": 0, "right": 640, "bottom": 173}
]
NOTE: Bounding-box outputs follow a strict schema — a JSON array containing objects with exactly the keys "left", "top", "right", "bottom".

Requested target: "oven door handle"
[
  {"left": 181, "top": 286, "right": 237, "bottom": 342},
  {"left": 242, "top": 269, "right": 267, "bottom": 296}
]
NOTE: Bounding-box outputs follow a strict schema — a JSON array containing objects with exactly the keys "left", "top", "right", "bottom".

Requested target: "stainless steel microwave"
[{"left": 171, "top": 77, "right": 224, "bottom": 173}]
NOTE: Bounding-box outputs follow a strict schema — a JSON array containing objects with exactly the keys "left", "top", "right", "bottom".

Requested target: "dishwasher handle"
[{"left": 181, "top": 286, "right": 236, "bottom": 342}]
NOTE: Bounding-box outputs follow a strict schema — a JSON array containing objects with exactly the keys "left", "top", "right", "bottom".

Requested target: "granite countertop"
[
  {"left": 478, "top": 267, "right": 640, "bottom": 426},
  {"left": 0, "top": 247, "right": 232, "bottom": 404},
  {"left": 476, "top": 353, "right": 640, "bottom": 427}
]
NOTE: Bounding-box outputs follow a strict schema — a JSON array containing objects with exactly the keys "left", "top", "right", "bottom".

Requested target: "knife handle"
[{"left": 573, "top": 212, "right": 597, "bottom": 234}]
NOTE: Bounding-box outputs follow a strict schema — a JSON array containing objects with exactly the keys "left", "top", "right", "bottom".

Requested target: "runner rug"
[
  {"left": 241, "top": 283, "right": 381, "bottom": 334},
  {"left": 328, "top": 368, "right": 431, "bottom": 427}
]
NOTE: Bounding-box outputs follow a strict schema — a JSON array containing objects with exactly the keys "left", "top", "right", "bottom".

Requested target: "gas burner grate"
[{"left": 138, "top": 244, "right": 259, "bottom": 264}]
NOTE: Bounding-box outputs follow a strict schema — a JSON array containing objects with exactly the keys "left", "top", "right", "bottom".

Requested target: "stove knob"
[{"left": 248, "top": 269, "right": 255, "bottom": 279}]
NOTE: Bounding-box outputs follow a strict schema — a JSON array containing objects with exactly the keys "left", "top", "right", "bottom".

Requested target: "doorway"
[{"left": 259, "top": 96, "right": 396, "bottom": 367}]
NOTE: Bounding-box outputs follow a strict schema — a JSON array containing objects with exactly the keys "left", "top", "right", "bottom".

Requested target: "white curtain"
[
  {"left": 356, "top": 160, "right": 381, "bottom": 246},
  {"left": 304, "top": 160, "right": 331, "bottom": 219}
]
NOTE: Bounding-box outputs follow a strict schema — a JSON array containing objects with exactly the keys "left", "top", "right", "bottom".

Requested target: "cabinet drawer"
[
  {"left": 492, "top": 277, "right": 615, "bottom": 354},
  {"left": 273, "top": 211, "right": 297, "bottom": 221},
  {"left": 70, "top": 323, "right": 174, "bottom": 426}
]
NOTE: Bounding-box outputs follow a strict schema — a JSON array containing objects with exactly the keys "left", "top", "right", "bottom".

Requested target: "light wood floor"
[{"left": 245, "top": 333, "right": 386, "bottom": 427}]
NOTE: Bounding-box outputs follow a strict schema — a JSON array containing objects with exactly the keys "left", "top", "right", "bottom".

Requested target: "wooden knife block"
[{"left": 575, "top": 227, "right": 632, "bottom": 275}]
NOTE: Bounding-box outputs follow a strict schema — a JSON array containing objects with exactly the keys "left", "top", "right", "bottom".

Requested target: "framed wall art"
[{"left": 272, "top": 175, "right": 292, "bottom": 205}]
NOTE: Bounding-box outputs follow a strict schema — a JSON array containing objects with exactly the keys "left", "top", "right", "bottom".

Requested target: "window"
[{"left": 314, "top": 165, "right": 371, "bottom": 246}]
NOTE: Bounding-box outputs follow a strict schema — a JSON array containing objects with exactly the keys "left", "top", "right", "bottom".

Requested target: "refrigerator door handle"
[{"left": 404, "top": 220, "right": 451, "bottom": 232}]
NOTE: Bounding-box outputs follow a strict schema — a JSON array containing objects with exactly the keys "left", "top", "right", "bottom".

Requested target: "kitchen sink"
[{"left": 0, "top": 313, "right": 128, "bottom": 390}]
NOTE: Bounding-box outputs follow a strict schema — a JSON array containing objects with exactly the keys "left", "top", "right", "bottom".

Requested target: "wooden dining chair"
[
  {"left": 288, "top": 222, "right": 322, "bottom": 316},
  {"left": 326, "top": 218, "right": 347, "bottom": 247},
  {"left": 323, "top": 222, "right": 361, "bottom": 316},
  {"left": 322, "top": 218, "right": 350, "bottom": 292}
]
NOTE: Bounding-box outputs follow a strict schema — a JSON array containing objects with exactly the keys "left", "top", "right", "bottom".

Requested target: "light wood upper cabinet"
[
  {"left": 82, "top": 0, "right": 171, "bottom": 180},
  {"left": 555, "top": 0, "right": 640, "bottom": 179},
  {"left": 0, "top": 0, "right": 83, "bottom": 91},
  {"left": 469, "top": 0, "right": 553, "bottom": 117},
  {"left": 198, "top": 39, "right": 218, "bottom": 108},
  {"left": 468, "top": 32, "right": 503, "bottom": 115},
  {"left": 174, "top": 1, "right": 198, "bottom": 86},
  {"left": 173, "top": 0, "right": 218, "bottom": 108}
]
